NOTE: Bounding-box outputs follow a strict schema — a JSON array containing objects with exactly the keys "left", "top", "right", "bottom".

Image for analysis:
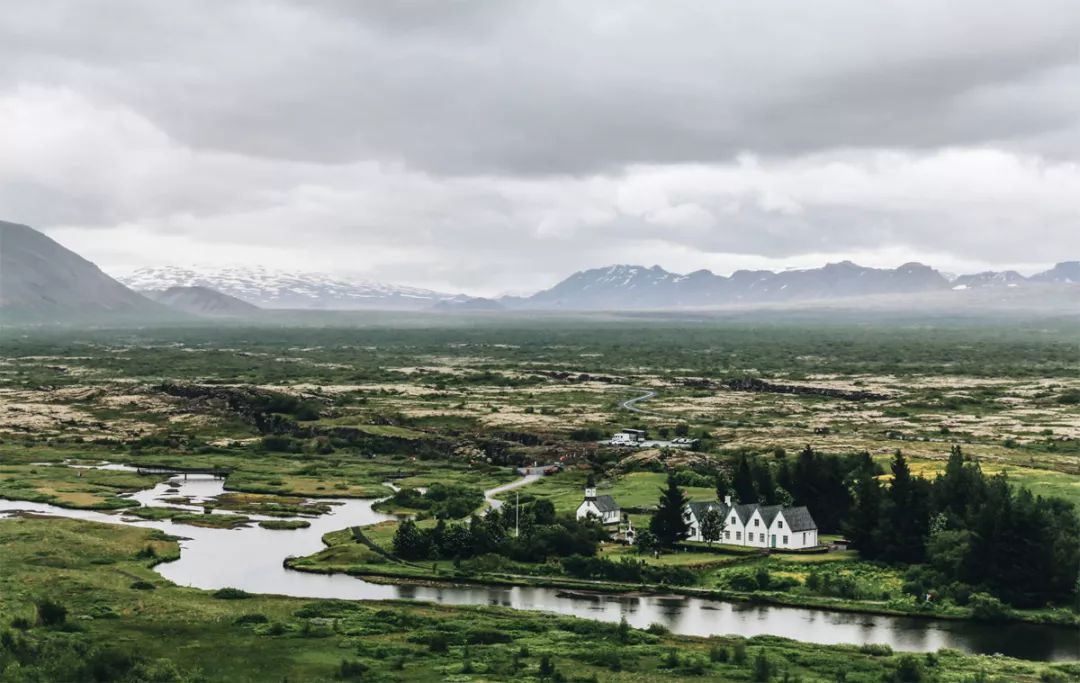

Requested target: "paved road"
[
  {"left": 619, "top": 387, "right": 671, "bottom": 417},
  {"left": 484, "top": 473, "right": 542, "bottom": 511}
]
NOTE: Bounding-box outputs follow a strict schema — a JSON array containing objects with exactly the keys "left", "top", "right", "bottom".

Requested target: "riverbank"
[
  {"left": 289, "top": 525, "right": 1080, "bottom": 629},
  {"left": 3, "top": 516, "right": 1075, "bottom": 683}
]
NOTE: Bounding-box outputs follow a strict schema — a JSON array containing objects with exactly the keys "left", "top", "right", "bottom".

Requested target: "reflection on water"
[{"left": 1, "top": 474, "right": 1077, "bottom": 662}]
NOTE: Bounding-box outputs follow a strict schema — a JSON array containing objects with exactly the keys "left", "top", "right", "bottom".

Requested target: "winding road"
[{"left": 618, "top": 387, "right": 671, "bottom": 418}]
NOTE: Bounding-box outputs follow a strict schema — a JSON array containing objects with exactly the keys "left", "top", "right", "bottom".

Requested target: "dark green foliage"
[
  {"left": 129, "top": 580, "right": 156, "bottom": 591},
  {"left": 336, "top": 658, "right": 369, "bottom": 679},
  {"left": 35, "top": 600, "right": 66, "bottom": 626},
  {"left": 393, "top": 505, "right": 605, "bottom": 563},
  {"left": 212, "top": 587, "right": 252, "bottom": 600},
  {"left": 562, "top": 555, "right": 695, "bottom": 585},
  {"left": 387, "top": 483, "right": 484, "bottom": 519},
  {"left": 649, "top": 473, "right": 690, "bottom": 548},
  {"left": 752, "top": 649, "right": 772, "bottom": 681}
]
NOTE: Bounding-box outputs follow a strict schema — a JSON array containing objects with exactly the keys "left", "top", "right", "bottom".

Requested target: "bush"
[
  {"left": 336, "top": 659, "right": 369, "bottom": 679},
  {"left": 969, "top": 592, "right": 1010, "bottom": 621},
  {"left": 35, "top": 599, "right": 67, "bottom": 626},
  {"left": 892, "top": 654, "right": 925, "bottom": 682},
  {"left": 130, "top": 580, "right": 156, "bottom": 591},
  {"left": 858, "top": 643, "right": 893, "bottom": 656},
  {"left": 709, "top": 645, "right": 730, "bottom": 662},
  {"left": 234, "top": 613, "right": 269, "bottom": 625},
  {"left": 212, "top": 587, "right": 252, "bottom": 600}
]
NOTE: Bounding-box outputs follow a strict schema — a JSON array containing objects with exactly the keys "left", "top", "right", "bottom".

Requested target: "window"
[
  {"left": 783, "top": 536, "right": 788, "bottom": 544},
  {"left": 759, "top": 533, "right": 765, "bottom": 542},
  {"left": 777, "top": 520, "right": 783, "bottom": 528},
  {"left": 730, "top": 516, "right": 736, "bottom": 524},
  {"left": 735, "top": 531, "right": 741, "bottom": 540},
  {"left": 754, "top": 518, "right": 759, "bottom": 527},
  {"left": 725, "top": 531, "right": 730, "bottom": 539}
]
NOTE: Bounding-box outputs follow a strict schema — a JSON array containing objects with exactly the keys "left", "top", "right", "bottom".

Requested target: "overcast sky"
[{"left": 2, "top": 1, "right": 1079, "bottom": 295}]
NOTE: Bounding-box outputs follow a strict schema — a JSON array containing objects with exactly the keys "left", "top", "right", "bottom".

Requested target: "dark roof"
[
  {"left": 780, "top": 506, "right": 817, "bottom": 531},
  {"left": 686, "top": 500, "right": 723, "bottom": 521},
  {"left": 686, "top": 500, "right": 817, "bottom": 531},
  {"left": 758, "top": 505, "right": 783, "bottom": 526},
  {"left": 591, "top": 495, "right": 619, "bottom": 513}
]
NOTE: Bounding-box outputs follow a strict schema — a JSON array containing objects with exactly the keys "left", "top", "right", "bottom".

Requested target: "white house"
[
  {"left": 685, "top": 496, "right": 818, "bottom": 550},
  {"left": 575, "top": 484, "right": 621, "bottom": 525}
]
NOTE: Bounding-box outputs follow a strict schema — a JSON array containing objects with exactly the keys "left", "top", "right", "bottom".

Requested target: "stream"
[{"left": 1, "top": 468, "right": 1077, "bottom": 662}]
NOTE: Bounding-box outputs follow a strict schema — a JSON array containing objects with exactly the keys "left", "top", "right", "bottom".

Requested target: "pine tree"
[
  {"left": 846, "top": 453, "right": 883, "bottom": 558},
  {"left": 650, "top": 473, "right": 690, "bottom": 548},
  {"left": 732, "top": 454, "right": 757, "bottom": 504}
]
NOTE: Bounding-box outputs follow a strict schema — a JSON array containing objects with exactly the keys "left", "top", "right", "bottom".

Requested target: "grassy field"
[
  {"left": 1, "top": 320, "right": 1078, "bottom": 679},
  {"left": 2, "top": 516, "right": 1075, "bottom": 683}
]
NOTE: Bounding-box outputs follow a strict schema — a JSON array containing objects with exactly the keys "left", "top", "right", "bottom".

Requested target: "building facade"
[
  {"left": 685, "top": 497, "right": 818, "bottom": 549},
  {"left": 575, "top": 485, "right": 621, "bottom": 525}
]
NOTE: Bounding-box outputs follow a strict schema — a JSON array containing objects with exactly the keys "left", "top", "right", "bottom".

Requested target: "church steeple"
[{"left": 584, "top": 474, "right": 596, "bottom": 501}]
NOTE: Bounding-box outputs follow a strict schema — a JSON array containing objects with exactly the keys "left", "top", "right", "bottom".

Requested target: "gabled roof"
[
  {"left": 780, "top": 506, "right": 817, "bottom": 531},
  {"left": 687, "top": 500, "right": 724, "bottom": 521},
  {"left": 591, "top": 495, "right": 619, "bottom": 513},
  {"left": 686, "top": 500, "right": 818, "bottom": 532}
]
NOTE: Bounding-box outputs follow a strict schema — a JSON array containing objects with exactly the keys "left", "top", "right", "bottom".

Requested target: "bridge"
[{"left": 135, "top": 465, "right": 232, "bottom": 479}]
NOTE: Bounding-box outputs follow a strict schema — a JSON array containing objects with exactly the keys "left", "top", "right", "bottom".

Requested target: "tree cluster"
[
  {"left": 850, "top": 446, "right": 1079, "bottom": 608},
  {"left": 392, "top": 500, "right": 607, "bottom": 563}
]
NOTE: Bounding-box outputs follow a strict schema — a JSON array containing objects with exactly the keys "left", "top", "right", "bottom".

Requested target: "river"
[{"left": 1, "top": 469, "right": 1077, "bottom": 662}]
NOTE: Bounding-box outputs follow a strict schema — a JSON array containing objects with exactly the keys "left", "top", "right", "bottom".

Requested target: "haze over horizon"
[{"left": 3, "top": 2, "right": 1079, "bottom": 297}]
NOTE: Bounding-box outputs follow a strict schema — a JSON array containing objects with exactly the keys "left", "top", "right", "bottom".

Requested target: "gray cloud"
[{"left": 1, "top": 1, "right": 1078, "bottom": 294}]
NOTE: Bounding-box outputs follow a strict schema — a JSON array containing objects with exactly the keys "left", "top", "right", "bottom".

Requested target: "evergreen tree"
[
  {"left": 392, "top": 519, "right": 431, "bottom": 560},
  {"left": 715, "top": 471, "right": 731, "bottom": 501},
  {"left": 846, "top": 453, "right": 883, "bottom": 558},
  {"left": 650, "top": 473, "right": 690, "bottom": 548},
  {"left": 732, "top": 454, "right": 757, "bottom": 504},
  {"left": 751, "top": 459, "right": 777, "bottom": 504}
]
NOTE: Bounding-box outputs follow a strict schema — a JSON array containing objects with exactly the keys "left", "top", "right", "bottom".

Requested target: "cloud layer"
[{"left": 2, "top": 1, "right": 1078, "bottom": 294}]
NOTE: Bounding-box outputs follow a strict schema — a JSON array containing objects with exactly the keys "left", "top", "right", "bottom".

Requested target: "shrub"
[
  {"left": 892, "top": 654, "right": 925, "bottom": 682},
  {"left": 733, "top": 641, "right": 747, "bottom": 664},
  {"left": 709, "top": 645, "right": 730, "bottom": 662},
  {"left": 212, "top": 587, "right": 252, "bottom": 600},
  {"left": 234, "top": 613, "right": 269, "bottom": 625},
  {"left": 969, "top": 592, "right": 1010, "bottom": 621},
  {"left": 129, "top": 580, "right": 156, "bottom": 591},
  {"left": 35, "top": 599, "right": 67, "bottom": 626},
  {"left": 336, "top": 659, "right": 369, "bottom": 679},
  {"left": 858, "top": 643, "right": 893, "bottom": 657}
]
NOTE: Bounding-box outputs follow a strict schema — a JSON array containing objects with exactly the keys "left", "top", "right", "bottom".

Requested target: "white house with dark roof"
[
  {"left": 575, "top": 484, "right": 621, "bottom": 525},
  {"left": 685, "top": 496, "right": 818, "bottom": 549}
]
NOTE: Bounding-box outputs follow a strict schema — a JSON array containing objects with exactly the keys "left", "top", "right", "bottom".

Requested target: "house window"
[
  {"left": 730, "top": 516, "right": 736, "bottom": 524},
  {"left": 783, "top": 536, "right": 788, "bottom": 544},
  {"left": 802, "top": 533, "right": 806, "bottom": 543},
  {"left": 759, "top": 533, "right": 765, "bottom": 542},
  {"left": 754, "top": 519, "right": 759, "bottom": 527},
  {"left": 777, "top": 521, "right": 783, "bottom": 528},
  {"left": 735, "top": 531, "right": 741, "bottom": 540},
  {"left": 725, "top": 531, "right": 730, "bottom": 539}
]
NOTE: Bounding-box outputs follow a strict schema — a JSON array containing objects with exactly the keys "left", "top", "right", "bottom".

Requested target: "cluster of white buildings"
[
  {"left": 684, "top": 496, "right": 818, "bottom": 550},
  {"left": 575, "top": 486, "right": 818, "bottom": 550}
]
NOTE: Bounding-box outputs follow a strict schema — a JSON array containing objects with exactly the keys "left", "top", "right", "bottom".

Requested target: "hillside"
[
  {"left": 146, "top": 286, "right": 262, "bottom": 317},
  {"left": 0, "top": 221, "right": 171, "bottom": 322}
]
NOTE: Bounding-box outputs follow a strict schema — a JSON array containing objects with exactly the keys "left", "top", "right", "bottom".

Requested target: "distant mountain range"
[
  {"left": 116, "top": 265, "right": 480, "bottom": 311},
  {"left": 2, "top": 219, "right": 1078, "bottom": 322},
  {"left": 508, "top": 260, "right": 1079, "bottom": 310}
]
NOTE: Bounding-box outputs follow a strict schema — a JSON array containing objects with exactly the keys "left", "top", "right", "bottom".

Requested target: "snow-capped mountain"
[{"left": 114, "top": 266, "right": 476, "bottom": 310}]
